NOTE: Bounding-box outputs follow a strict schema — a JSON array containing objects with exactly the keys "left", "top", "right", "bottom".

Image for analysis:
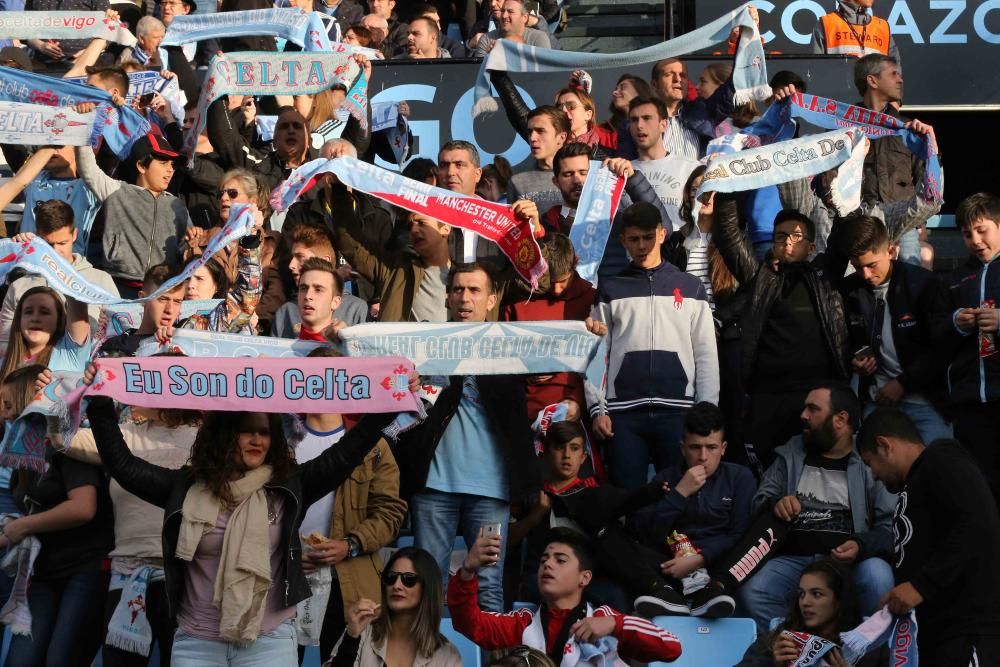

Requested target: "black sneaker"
[
  {"left": 634, "top": 583, "right": 690, "bottom": 618},
  {"left": 688, "top": 581, "right": 735, "bottom": 618}
]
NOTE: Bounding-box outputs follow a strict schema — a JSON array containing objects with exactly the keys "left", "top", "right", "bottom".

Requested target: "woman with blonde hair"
[{"left": 327, "top": 547, "right": 461, "bottom": 666}]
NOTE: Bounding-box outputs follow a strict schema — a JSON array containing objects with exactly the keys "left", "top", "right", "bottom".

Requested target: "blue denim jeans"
[
  {"left": 606, "top": 407, "right": 686, "bottom": 490},
  {"left": 897, "top": 227, "right": 921, "bottom": 266},
  {"left": 738, "top": 554, "right": 895, "bottom": 633},
  {"left": 171, "top": 619, "right": 297, "bottom": 667},
  {"left": 409, "top": 490, "right": 509, "bottom": 612},
  {"left": 3, "top": 569, "right": 109, "bottom": 667},
  {"left": 864, "top": 400, "right": 953, "bottom": 444}
]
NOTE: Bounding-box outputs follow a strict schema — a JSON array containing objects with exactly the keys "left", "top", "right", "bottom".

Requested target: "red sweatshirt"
[
  {"left": 503, "top": 273, "right": 596, "bottom": 419},
  {"left": 446, "top": 573, "right": 682, "bottom": 663}
]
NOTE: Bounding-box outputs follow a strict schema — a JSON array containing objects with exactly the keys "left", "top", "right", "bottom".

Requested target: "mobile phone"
[
  {"left": 483, "top": 522, "right": 502, "bottom": 538},
  {"left": 482, "top": 522, "right": 502, "bottom": 566},
  {"left": 138, "top": 92, "right": 155, "bottom": 107},
  {"left": 853, "top": 345, "right": 874, "bottom": 360}
]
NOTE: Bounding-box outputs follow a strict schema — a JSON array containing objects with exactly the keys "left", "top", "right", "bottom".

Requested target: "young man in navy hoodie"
[{"left": 591, "top": 202, "right": 719, "bottom": 489}]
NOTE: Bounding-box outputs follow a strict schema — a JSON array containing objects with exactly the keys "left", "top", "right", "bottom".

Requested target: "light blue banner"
[
  {"left": 162, "top": 9, "right": 333, "bottom": 52},
  {"left": 569, "top": 162, "right": 624, "bottom": 287},
  {"left": 0, "top": 205, "right": 255, "bottom": 306}
]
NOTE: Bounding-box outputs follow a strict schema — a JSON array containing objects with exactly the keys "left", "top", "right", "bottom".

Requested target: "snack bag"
[
  {"left": 981, "top": 299, "right": 997, "bottom": 358},
  {"left": 668, "top": 531, "right": 710, "bottom": 595}
]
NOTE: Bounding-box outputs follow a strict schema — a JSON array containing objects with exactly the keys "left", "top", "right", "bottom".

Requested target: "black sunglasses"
[
  {"left": 216, "top": 188, "right": 240, "bottom": 200},
  {"left": 382, "top": 571, "right": 420, "bottom": 588}
]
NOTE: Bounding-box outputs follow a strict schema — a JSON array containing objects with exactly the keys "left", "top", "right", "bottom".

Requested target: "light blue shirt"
[
  {"left": 48, "top": 334, "right": 94, "bottom": 375},
  {"left": 425, "top": 377, "right": 509, "bottom": 501},
  {"left": 21, "top": 173, "right": 100, "bottom": 256}
]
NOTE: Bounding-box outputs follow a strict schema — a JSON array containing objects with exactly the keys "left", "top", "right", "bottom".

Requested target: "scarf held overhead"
[
  {"left": 697, "top": 127, "right": 867, "bottom": 199},
  {"left": 569, "top": 162, "right": 625, "bottom": 287},
  {"left": 83, "top": 355, "right": 419, "bottom": 414},
  {"left": 139, "top": 321, "right": 607, "bottom": 388},
  {"left": 0, "top": 102, "right": 95, "bottom": 146},
  {"left": 163, "top": 9, "right": 333, "bottom": 52},
  {"left": 0, "top": 204, "right": 255, "bottom": 306},
  {"left": 751, "top": 93, "right": 943, "bottom": 205},
  {"left": 0, "top": 11, "right": 137, "bottom": 46},
  {"left": 272, "top": 156, "right": 547, "bottom": 286},
  {"left": 0, "top": 65, "right": 150, "bottom": 159},
  {"left": 181, "top": 52, "right": 365, "bottom": 163},
  {"left": 473, "top": 3, "right": 770, "bottom": 117}
]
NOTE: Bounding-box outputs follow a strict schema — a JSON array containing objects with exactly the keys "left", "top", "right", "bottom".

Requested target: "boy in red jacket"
[{"left": 448, "top": 527, "right": 682, "bottom": 665}]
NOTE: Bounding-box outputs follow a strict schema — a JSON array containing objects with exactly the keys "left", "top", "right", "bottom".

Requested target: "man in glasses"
[
  {"left": 713, "top": 195, "right": 853, "bottom": 472},
  {"left": 207, "top": 102, "right": 313, "bottom": 192}
]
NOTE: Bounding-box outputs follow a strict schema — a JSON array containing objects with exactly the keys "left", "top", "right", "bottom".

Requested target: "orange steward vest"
[{"left": 820, "top": 12, "right": 891, "bottom": 57}]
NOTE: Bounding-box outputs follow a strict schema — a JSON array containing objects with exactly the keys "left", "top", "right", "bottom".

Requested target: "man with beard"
[
  {"left": 543, "top": 142, "right": 669, "bottom": 282},
  {"left": 858, "top": 408, "right": 1000, "bottom": 666},
  {"left": 684, "top": 384, "right": 896, "bottom": 630}
]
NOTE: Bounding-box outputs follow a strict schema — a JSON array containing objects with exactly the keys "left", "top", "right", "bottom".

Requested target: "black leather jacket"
[
  {"left": 86, "top": 397, "right": 395, "bottom": 618},
  {"left": 713, "top": 193, "right": 852, "bottom": 385},
  {"left": 842, "top": 260, "right": 952, "bottom": 409}
]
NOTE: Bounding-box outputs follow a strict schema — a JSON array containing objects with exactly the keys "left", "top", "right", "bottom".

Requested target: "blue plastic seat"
[
  {"left": 648, "top": 616, "right": 757, "bottom": 667},
  {"left": 440, "top": 617, "right": 482, "bottom": 667}
]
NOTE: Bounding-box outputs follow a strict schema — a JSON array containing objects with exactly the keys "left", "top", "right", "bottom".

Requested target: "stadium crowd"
[{"left": 0, "top": 0, "right": 995, "bottom": 666}]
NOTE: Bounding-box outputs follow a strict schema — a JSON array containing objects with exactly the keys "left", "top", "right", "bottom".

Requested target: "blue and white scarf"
[
  {"left": 0, "top": 65, "right": 150, "bottom": 158},
  {"left": 696, "top": 128, "right": 867, "bottom": 203},
  {"left": 0, "top": 204, "right": 255, "bottom": 306},
  {"left": 162, "top": 9, "right": 335, "bottom": 52},
  {"left": 0, "top": 11, "right": 137, "bottom": 46},
  {"left": 780, "top": 608, "right": 918, "bottom": 667},
  {"left": 748, "top": 94, "right": 943, "bottom": 205},
  {"left": 137, "top": 328, "right": 326, "bottom": 358},
  {"left": 0, "top": 101, "right": 95, "bottom": 146},
  {"left": 141, "top": 320, "right": 606, "bottom": 388},
  {"left": 106, "top": 566, "right": 166, "bottom": 656},
  {"left": 569, "top": 162, "right": 625, "bottom": 286},
  {"left": 841, "top": 608, "right": 918, "bottom": 666},
  {"left": 100, "top": 300, "right": 222, "bottom": 341},
  {"left": 181, "top": 52, "right": 365, "bottom": 163},
  {"left": 473, "top": 3, "right": 770, "bottom": 117}
]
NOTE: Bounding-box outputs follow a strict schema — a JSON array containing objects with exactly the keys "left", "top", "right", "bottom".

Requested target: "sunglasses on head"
[
  {"left": 381, "top": 571, "right": 420, "bottom": 588},
  {"left": 216, "top": 188, "right": 240, "bottom": 200}
]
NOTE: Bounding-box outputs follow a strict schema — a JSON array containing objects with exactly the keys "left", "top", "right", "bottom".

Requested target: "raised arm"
[
  {"left": 0, "top": 148, "right": 57, "bottom": 212},
  {"left": 86, "top": 395, "right": 178, "bottom": 508},
  {"left": 65, "top": 295, "right": 90, "bottom": 347},
  {"left": 75, "top": 144, "right": 123, "bottom": 201},
  {"left": 64, "top": 38, "right": 109, "bottom": 78},
  {"left": 206, "top": 97, "right": 253, "bottom": 171},
  {"left": 214, "top": 231, "right": 264, "bottom": 333},
  {"left": 487, "top": 71, "right": 531, "bottom": 141},
  {"left": 712, "top": 192, "right": 762, "bottom": 285},
  {"left": 327, "top": 183, "right": 391, "bottom": 288}
]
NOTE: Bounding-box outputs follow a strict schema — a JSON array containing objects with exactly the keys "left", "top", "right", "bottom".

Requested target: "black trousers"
[
  {"left": 919, "top": 633, "right": 1000, "bottom": 667},
  {"left": 592, "top": 525, "right": 672, "bottom": 599},
  {"left": 711, "top": 511, "right": 791, "bottom": 592},
  {"left": 952, "top": 402, "right": 1000, "bottom": 508},
  {"left": 102, "top": 580, "right": 175, "bottom": 667}
]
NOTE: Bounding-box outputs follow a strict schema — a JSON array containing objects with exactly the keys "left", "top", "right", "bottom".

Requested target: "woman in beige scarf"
[{"left": 83, "top": 362, "right": 416, "bottom": 666}]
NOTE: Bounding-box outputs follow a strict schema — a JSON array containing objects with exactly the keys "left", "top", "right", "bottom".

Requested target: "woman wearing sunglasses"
[{"left": 326, "top": 547, "right": 461, "bottom": 667}]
